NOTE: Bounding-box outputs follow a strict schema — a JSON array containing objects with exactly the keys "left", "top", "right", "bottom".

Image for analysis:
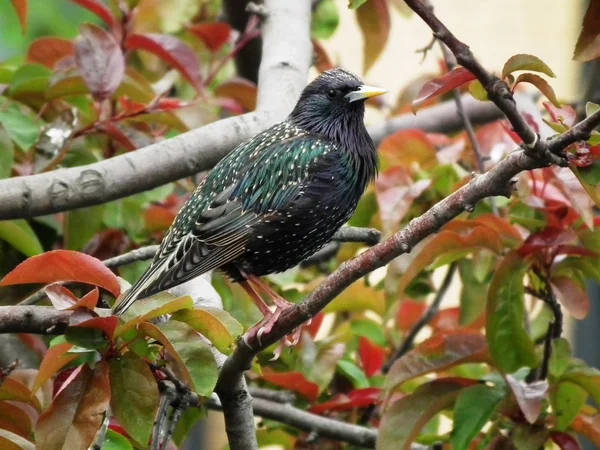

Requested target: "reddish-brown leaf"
[
  {"left": 32, "top": 343, "right": 79, "bottom": 393},
  {"left": 551, "top": 276, "right": 590, "bottom": 320},
  {"left": 384, "top": 330, "right": 488, "bottom": 393},
  {"left": 45, "top": 285, "right": 98, "bottom": 311},
  {"left": 0, "top": 400, "right": 33, "bottom": 438},
  {"left": 74, "top": 23, "right": 125, "bottom": 100},
  {"left": 506, "top": 375, "right": 548, "bottom": 424},
  {"left": 187, "top": 22, "right": 231, "bottom": 52},
  {"left": 517, "top": 227, "right": 578, "bottom": 257},
  {"left": 214, "top": 77, "right": 257, "bottom": 112},
  {"left": 396, "top": 299, "right": 427, "bottom": 332},
  {"left": 312, "top": 39, "right": 335, "bottom": 73},
  {"left": 397, "top": 227, "right": 504, "bottom": 294},
  {"left": 514, "top": 73, "right": 560, "bottom": 107},
  {"left": 356, "top": 0, "right": 390, "bottom": 73},
  {"left": 75, "top": 316, "right": 119, "bottom": 339},
  {"left": 551, "top": 431, "right": 582, "bottom": 450},
  {"left": 10, "top": 0, "right": 27, "bottom": 33},
  {"left": 359, "top": 337, "right": 385, "bottom": 377},
  {"left": 17, "top": 334, "right": 47, "bottom": 359},
  {"left": 378, "top": 378, "right": 474, "bottom": 450},
  {"left": 0, "top": 376, "right": 42, "bottom": 412},
  {"left": 571, "top": 412, "right": 600, "bottom": 447},
  {"left": 144, "top": 205, "right": 176, "bottom": 232},
  {"left": 573, "top": 0, "right": 600, "bottom": 62},
  {"left": 71, "top": 0, "right": 117, "bottom": 30},
  {"left": 412, "top": 68, "right": 476, "bottom": 113},
  {"left": 126, "top": 33, "right": 202, "bottom": 92},
  {"left": 0, "top": 250, "right": 121, "bottom": 297},
  {"left": 26, "top": 37, "right": 73, "bottom": 68},
  {"left": 261, "top": 370, "right": 320, "bottom": 403},
  {"left": 36, "top": 362, "right": 110, "bottom": 450},
  {"left": 309, "top": 388, "right": 380, "bottom": 414},
  {"left": 378, "top": 129, "right": 438, "bottom": 171}
]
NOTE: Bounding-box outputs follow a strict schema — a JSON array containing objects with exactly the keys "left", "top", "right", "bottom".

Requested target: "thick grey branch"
[
  {"left": 0, "top": 306, "right": 71, "bottom": 334},
  {"left": 0, "top": 94, "right": 502, "bottom": 220}
]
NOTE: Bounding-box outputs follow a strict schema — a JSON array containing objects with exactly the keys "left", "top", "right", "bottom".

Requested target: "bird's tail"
[{"left": 112, "top": 266, "right": 160, "bottom": 316}]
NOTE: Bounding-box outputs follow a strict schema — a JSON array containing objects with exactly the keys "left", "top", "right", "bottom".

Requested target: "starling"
[{"left": 113, "top": 68, "right": 387, "bottom": 342}]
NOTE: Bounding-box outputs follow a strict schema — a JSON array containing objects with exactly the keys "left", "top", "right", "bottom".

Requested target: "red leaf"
[
  {"left": 359, "top": 337, "right": 385, "bottom": 377},
  {"left": 261, "top": 370, "right": 320, "bottom": 403},
  {"left": 573, "top": 0, "right": 600, "bottom": 62},
  {"left": 551, "top": 431, "right": 582, "bottom": 450},
  {"left": 396, "top": 299, "right": 427, "bottom": 332},
  {"left": 551, "top": 276, "right": 590, "bottom": 320},
  {"left": 305, "top": 312, "right": 325, "bottom": 338},
  {"left": 187, "top": 22, "right": 231, "bottom": 52},
  {"left": 101, "top": 122, "right": 137, "bottom": 151},
  {"left": 71, "top": 0, "right": 117, "bottom": 30},
  {"left": 430, "top": 308, "right": 460, "bottom": 332},
  {"left": 32, "top": 343, "right": 79, "bottom": 393},
  {"left": 514, "top": 73, "right": 560, "bottom": 107},
  {"left": 412, "top": 67, "right": 476, "bottom": 113},
  {"left": 74, "top": 23, "right": 125, "bottom": 100},
  {"left": 506, "top": 375, "right": 548, "bottom": 424},
  {"left": 571, "top": 412, "right": 600, "bottom": 447},
  {"left": 17, "top": 333, "right": 48, "bottom": 358},
  {"left": 517, "top": 227, "right": 578, "bottom": 257},
  {"left": 45, "top": 284, "right": 79, "bottom": 310},
  {"left": 126, "top": 33, "right": 202, "bottom": 92},
  {"left": 309, "top": 388, "right": 381, "bottom": 414},
  {"left": 543, "top": 101, "right": 577, "bottom": 127},
  {"left": 75, "top": 316, "right": 119, "bottom": 339},
  {"left": 0, "top": 250, "right": 121, "bottom": 297},
  {"left": 144, "top": 205, "right": 176, "bottom": 232},
  {"left": 118, "top": 97, "right": 146, "bottom": 114},
  {"left": 27, "top": 37, "right": 73, "bottom": 68},
  {"left": 10, "top": 0, "right": 27, "bottom": 33}
]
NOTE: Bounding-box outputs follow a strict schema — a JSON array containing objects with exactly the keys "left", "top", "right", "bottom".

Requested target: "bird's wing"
[{"left": 113, "top": 129, "right": 341, "bottom": 315}]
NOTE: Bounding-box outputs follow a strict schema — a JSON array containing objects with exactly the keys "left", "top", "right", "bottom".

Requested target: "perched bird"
[{"left": 113, "top": 68, "right": 386, "bottom": 343}]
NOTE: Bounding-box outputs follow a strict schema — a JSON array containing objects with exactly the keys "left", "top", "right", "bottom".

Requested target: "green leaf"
[
  {"left": 171, "top": 407, "right": 206, "bottom": 446},
  {"left": 9, "top": 64, "right": 51, "bottom": 96},
  {"left": 0, "top": 220, "right": 43, "bottom": 256},
  {"left": 561, "top": 366, "right": 600, "bottom": 408},
  {"left": 486, "top": 252, "right": 537, "bottom": 373},
  {"left": 171, "top": 307, "right": 243, "bottom": 354},
  {"left": 103, "top": 429, "right": 134, "bottom": 450},
  {"left": 64, "top": 327, "right": 108, "bottom": 350},
  {"left": 337, "top": 360, "right": 369, "bottom": 388},
  {"left": 458, "top": 259, "right": 488, "bottom": 326},
  {"left": 549, "top": 338, "right": 571, "bottom": 378},
  {"left": 577, "top": 161, "right": 600, "bottom": 186},
  {"left": 0, "top": 106, "right": 40, "bottom": 151},
  {"left": 450, "top": 384, "right": 505, "bottom": 450},
  {"left": 0, "top": 129, "right": 14, "bottom": 179},
  {"left": 349, "top": 0, "right": 369, "bottom": 8},
  {"left": 377, "top": 379, "right": 468, "bottom": 450},
  {"left": 356, "top": 0, "right": 390, "bottom": 73},
  {"left": 109, "top": 353, "right": 159, "bottom": 446},
  {"left": 467, "top": 80, "right": 488, "bottom": 101},
  {"left": 514, "top": 73, "right": 560, "bottom": 107},
  {"left": 157, "top": 321, "right": 219, "bottom": 396},
  {"left": 501, "top": 54, "right": 556, "bottom": 79},
  {"left": 64, "top": 205, "right": 105, "bottom": 250},
  {"left": 312, "top": 0, "right": 339, "bottom": 39},
  {"left": 586, "top": 101, "right": 600, "bottom": 117},
  {"left": 115, "top": 293, "right": 194, "bottom": 337},
  {"left": 550, "top": 381, "right": 588, "bottom": 431}
]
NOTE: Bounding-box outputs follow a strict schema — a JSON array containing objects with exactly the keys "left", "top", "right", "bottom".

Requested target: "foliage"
[{"left": 0, "top": 1, "right": 600, "bottom": 450}]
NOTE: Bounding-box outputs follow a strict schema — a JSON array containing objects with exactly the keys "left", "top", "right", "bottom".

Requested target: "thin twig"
[{"left": 382, "top": 262, "right": 457, "bottom": 374}]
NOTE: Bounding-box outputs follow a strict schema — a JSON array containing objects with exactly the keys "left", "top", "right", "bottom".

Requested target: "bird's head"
[{"left": 289, "top": 68, "right": 387, "bottom": 143}]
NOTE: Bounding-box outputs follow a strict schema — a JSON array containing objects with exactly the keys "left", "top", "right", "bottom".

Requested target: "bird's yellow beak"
[{"left": 345, "top": 85, "right": 388, "bottom": 103}]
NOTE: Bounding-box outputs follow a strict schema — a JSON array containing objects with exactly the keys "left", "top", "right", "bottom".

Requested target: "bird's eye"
[{"left": 327, "top": 89, "right": 339, "bottom": 100}]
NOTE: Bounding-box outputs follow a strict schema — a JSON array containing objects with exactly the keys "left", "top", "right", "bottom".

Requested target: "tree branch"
[
  {"left": 0, "top": 306, "right": 71, "bottom": 334},
  {"left": 0, "top": 92, "right": 504, "bottom": 220},
  {"left": 219, "top": 112, "right": 600, "bottom": 399},
  {"left": 0, "top": 2, "right": 312, "bottom": 221}
]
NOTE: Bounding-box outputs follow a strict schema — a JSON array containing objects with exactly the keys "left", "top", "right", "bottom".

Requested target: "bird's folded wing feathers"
[{"left": 112, "top": 131, "right": 339, "bottom": 315}]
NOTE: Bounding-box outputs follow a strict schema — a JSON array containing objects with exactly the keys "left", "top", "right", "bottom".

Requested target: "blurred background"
[{"left": 0, "top": 0, "right": 596, "bottom": 448}]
